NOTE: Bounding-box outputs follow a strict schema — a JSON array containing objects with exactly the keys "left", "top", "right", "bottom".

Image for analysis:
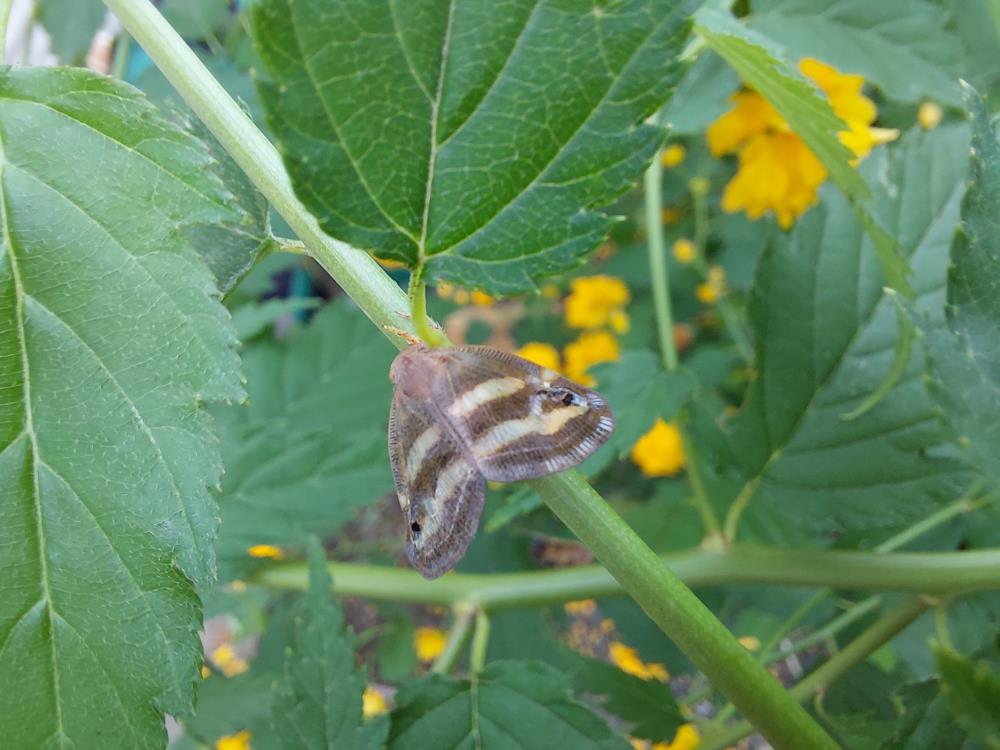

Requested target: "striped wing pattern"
[{"left": 388, "top": 345, "right": 614, "bottom": 578}]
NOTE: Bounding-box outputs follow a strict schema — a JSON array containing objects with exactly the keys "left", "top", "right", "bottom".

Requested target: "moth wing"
[
  {"left": 388, "top": 389, "right": 486, "bottom": 579},
  {"left": 431, "top": 346, "right": 615, "bottom": 483}
]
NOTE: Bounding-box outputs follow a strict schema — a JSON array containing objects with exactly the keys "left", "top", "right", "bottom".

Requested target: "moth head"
[{"left": 389, "top": 345, "right": 436, "bottom": 400}]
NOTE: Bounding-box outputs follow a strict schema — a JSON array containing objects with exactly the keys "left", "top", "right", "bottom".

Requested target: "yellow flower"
[
  {"left": 470, "top": 290, "right": 494, "bottom": 307},
  {"left": 687, "top": 176, "right": 710, "bottom": 197},
  {"left": 375, "top": 256, "right": 406, "bottom": 269},
  {"left": 738, "top": 635, "right": 761, "bottom": 651},
  {"left": 563, "top": 330, "right": 620, "bottom": 386},
  {"left": 414, "top": 627, "right": 446, "bottom": 662},
  {"left": 215, "top": 730, "right": 252, "bottom": 750},
  {"left": 453, "top": 289, "right": 471, "bottom": 305},
  {"left": 672, "top": 238, "right": 697, "bottom": 264},
  {"left": 918, "top": 101, "right": 943, "bottom": 130},
  {"left": 656, "top": 724, "right": 700, "bottom": 750},
  {"left": 695, "top": 266, "right": 726, "bottom": 305},
  {"left": 517, "top": 342, "right": 561, "bottom": 372},
  {"left": 363, "top": 685, "right": 388, "bottom": 718},
  {"left": 631, "top": 419, "right": 686, "bottom": 477},
  {"left": 247, "top": 544, "right": 284, "bottom": 560},
  {"left": 609, "top": 309, "right": 630, "bottom": 335},
  {"left": 564, "top": 275, "right": 631, "bottom": 330},
  {"left": 709, "top": 57, "right": 897, "bottom": 228},
  {"left": 609, "top": 641, "right": 669, "bottom": 682},
  {"left": 210, "top": 643, "right": 249, "bottom": 677},
  {"left": 564, "top": 599, "right": 598, "bottom": 616},
  {"left": 201, "top": 665, "right": 212, "bottom": 679},
  {"left": 436, "top": 281, "right": 455, "bottom": 299},
  {"left": 661, "top": 143, "right": 686, "bottom": 168}
]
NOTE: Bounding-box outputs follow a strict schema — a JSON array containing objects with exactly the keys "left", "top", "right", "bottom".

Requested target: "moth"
[{"left": 388, "top": 344, "right": 614, "bottom": 579}]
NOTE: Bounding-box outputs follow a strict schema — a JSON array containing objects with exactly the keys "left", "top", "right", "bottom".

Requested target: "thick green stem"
[
  {"left": 701, "top": 598, "right": 927, "bottom": 750},
  {"left": 254, "top": 544, "right": 1000, "bottom": 608},
  {"left": 102, "top": 0, "right": 415, "bottom": 350},
  {"left": 407, "top": 271, "right": 447, "bottom": 347},
  {"left": 529, "top": 472, "right": 837, "bottom": 750},
  {"left": 470, "top": 611, "right": 491, "bottom": 673}
]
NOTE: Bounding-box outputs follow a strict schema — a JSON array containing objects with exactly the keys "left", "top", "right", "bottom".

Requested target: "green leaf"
[
  {"left": 591, "top": 350, "right": 696, "bottom": 460},
  {"left": 161, "top": 0, "right": 231, "bottom": 41},
  {"left": 0, "top": 68, "right": 243, "bottom": 746},
  {"left": 230, "top": 297, "right": 321, "bottom": 341},
  {"left": 36, "top": 0, "right": 105, "bottom": 62},
  {"left": 880, "top": 680, "right": 964, "bottom": 750},
  {"left": 726, "top": 125, "right": 971, "bottom": 536},
  {"left": 389, "top": 660, "right": 630, "bottom": 749},
  {"left": 750, "top": 0, "right": 962, "bottom": 107},
  {"left": 920, "top": 86, "right": 1000, "bottom": 485},
  {"left": 934, "top": 643, "right": 1000, "bottom": 747},
  {"left": 694, "top": 8, "right": 912, "bottom": 293},
  {"left": 251, "top": 0, "right": 698, "bottom": 294},
  {"left": 214, "top": 303, "right": 395, "bottom": 578},
  {"left": 564, "top": 650, "right": 683, "bottom": 742},
  {"left": 270, "top": 539, "right": 386, "bottom": 750},
  {"left": 180, "top": 112, "right": 278, "bottom": 294}
]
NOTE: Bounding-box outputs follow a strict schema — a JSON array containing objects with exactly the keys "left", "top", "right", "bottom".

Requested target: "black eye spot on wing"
[
  {"left": 562, "top": 392, "right": 575, "bottom": 406},
  {"left": 410, "top": 521, "right": 422, "bottom": 534}
]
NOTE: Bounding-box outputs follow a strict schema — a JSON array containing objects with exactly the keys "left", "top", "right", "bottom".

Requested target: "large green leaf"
[
  {"left": 214, "top": 303, "right": 395, "bottom": 578},
  {"left": 251, "top": 0, "right": 698, "bottom": 294},
  {"left": 750, "top": 0, "right": 962, "bottom": 107},
  {"left": 726, "top": 125, "right": 971, "bottom": 537},
  {"left": 921, "top": 87, "right": 1000, "bottom": 484},
  {"left": 389, "top": 660, "right": 630, "bottom": 749},
  {"left": 271, "top": 540, "right": 386, "bottom": 750},
  {"left": 934, "top": 643, "right": 1000, "bottom": 747},
  {"left": 36, "top": 0, "right": 105, "bottom": 62},
  {"left": 0, "top": 68, "right": 242, "bottom": 747}
]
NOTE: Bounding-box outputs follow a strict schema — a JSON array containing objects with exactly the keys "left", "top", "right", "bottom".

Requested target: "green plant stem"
[
  {"left": 470, "top": 611, "right": 491, "bottom": 673},
  {"left": 700, "top": 598, "right": 927, "bottom": 750},
  {"left": 723, "top": 475, "right": 759, "bottom": 542},
  {"left": 0, "top": 0, "right": 13, "bottom": 62},
  {"left": 644, "top": 153, "right": 679, "bottom": 371},
  {"left": 530, "top": 472, "right": 838, "bottom": 750},
  {"left": 645, "top": 153, "right": 723, "bottom": 542},
  {"left": 432, "top": 605, "right": 476, "bottom": 674},
  {"left": 102, "top": 0, "right": 415, "bottom": 351},
  {"left": 254, "top": 544, "right": 1000, "bottom": 608},
  {"left": 759, "top": 596, "right": 882, "bottom": 666},
  {"left": 407, "top": 271, "right": 447, "bottom": 347}
]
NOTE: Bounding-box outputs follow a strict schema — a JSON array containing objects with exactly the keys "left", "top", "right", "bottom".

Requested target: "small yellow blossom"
[
  {"left": 564, "top": 599, "right": 598, "bottom": 616},
  {"left": 228, "top": 580, "right": 247, "bottom": 593},
  {"left": 216, "top": 730, "right": 252, "bottom": 750},
  {"left": 414, "top": 627, "right": 446, "bottom": 662},
  {"left": 599, "top": 618, "right": 615, "bottom": 634},
  {"left": 517, "top": 342, "right": 562, "bottom": 372},
  {"left": 738, "top": 635, "right": 761, "bottom": 651},
  {"left": 363, "top": 685, "right": 388, "bottom": 717},
  {"left": 709, "top": 57, "right": 897, "bottom": 228},
  {"left": 631, "top": 419, "right": 686, "bottom": 477},
  {"left": 201, "top": 665, "right": 212, "bottom": 679},
  {"left": 918, "top": 101, "right": 943, "bottom": 130},
  {"left": 609, "top": 309, "right": 630, "bottom": 335},
  {"left": 210, "top": 643, "right": 249, "bottom": 677},
  {"left": 436, "top": 281, "right": 455, "bottom": 299},
  {"left": 247, "top": 544, "right": 284, "bottom": 560},
  {"left": 659, "top": 724, "right": 700, "bottom": 750},
  {"left": 564, "top": 275, "right": 631, "bottom": 330},
  {"left": 696, "top": 266, "right": 726, "bottom": 305},
  {"left": 609, "top": 641, "right": 669, "bottom": 682},
  {"left": 453, "top": 289, "right": 471, "bottom": 305},
  {"left": 672, "top": 238, "right": 697, "bottom": 264},
  {"left": 470, "top": 290, "right": 494, "bottom": 307},
  {"left": 661, "top": 206, "right": 681, "bottom": 224},
  {"left": 661, "top": 143, "right": 686, "bottom": 168},
  {"left": 375, "top": 256, "right": 406, "bottom": 270},
  {"left": 563, "top": 330, "right": 620, "bottom": 386}
]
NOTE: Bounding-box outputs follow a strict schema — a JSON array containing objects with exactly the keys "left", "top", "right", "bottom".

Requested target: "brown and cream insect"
[{"left": 388, "top": 344, "right": 614, "bottom": 579}]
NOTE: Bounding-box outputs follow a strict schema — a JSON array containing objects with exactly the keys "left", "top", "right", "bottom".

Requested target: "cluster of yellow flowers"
[
  {"left": 630, "top": 418, "right": 686, "bottom": 478},
  {"left": 518, "top": 275, "right": 629, "bottom": 386},
  {"left": 436, "top": 281, "right": 495, "bottom": 307},
  {"left": 708, "top": 58, "right": 896, "bottom": 228},
  {"left": 629, "top": 724, "right": 701, "bottom": 750}
]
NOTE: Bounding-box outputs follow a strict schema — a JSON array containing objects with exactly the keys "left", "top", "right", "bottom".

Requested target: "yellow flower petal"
[
  {"left": 414, "top": 627, "right": 447, "bottom": 662},
  {"left": 564, "top": 275, "right": 631, "bottom": 329},
  {"left": 609, "top": 641, "right": 669, "bottom": 682},
  {"left": 663, "top": 723, "right": 700, "bottom": 750},
  {"left": 672, "top": 238, "right": 697, "bottom": 264},
  {"left": 563, "top": 330, "right": 620, "bottom": 386},
  {"left": 564, "top": 599, "right": 598, "bottom": 616},
  {"left": 470, "top": 290, "right": 494, "bottom": 307},
  {"left": 215, "top": 730, "right": 252, "bottom": 750},
  {"left": 363, "top": 685, "right": 389, "bottom": 717},
  {"left": 661, "top": 143, "right": 686, "bottom": 168},
  {"left": 516, "top": 342, "right": 561, "bottom": 373},
  {"left": 918, "top": 101, "right": 943, "bottom": 130},
  {"left": 247, "top": 544, "right": 284, "bottom": 560},
  {"left": 630, "top": 419, "right": 686, "bottom": 477}
]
